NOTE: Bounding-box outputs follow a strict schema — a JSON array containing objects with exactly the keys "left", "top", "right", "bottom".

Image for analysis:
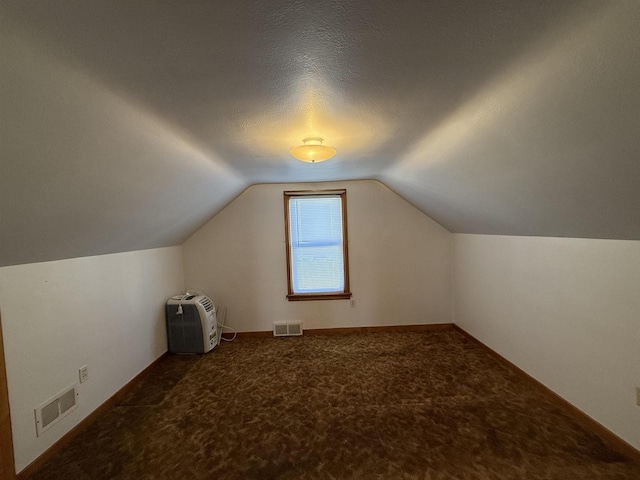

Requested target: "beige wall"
[
  {"left": 182, "top": 180, "right": 453, "bottom": 332},
  {"left": 453, "top": 234, "right": 640, "bottom": 450},
  {"left": 0, "top": 247, "right": 184, "bottom": 473}
]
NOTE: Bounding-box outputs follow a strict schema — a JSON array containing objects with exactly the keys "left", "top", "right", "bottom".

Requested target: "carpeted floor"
[{"left": 27, "top": 329, "right": 640, "bottom": 479}]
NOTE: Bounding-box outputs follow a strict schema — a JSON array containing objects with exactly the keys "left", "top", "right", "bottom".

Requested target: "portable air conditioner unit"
[{"left": 166, "top": 295, "right": 218, "bottom": 354}]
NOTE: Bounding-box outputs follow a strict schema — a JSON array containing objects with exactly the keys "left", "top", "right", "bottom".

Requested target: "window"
[{"left": 284, "top": 189, "right": 351, "bottom": 301}]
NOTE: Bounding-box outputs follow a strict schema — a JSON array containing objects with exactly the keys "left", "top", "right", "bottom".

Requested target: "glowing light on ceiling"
[{"left": 290, "top": 137, "right": 336, "bottom": 163}]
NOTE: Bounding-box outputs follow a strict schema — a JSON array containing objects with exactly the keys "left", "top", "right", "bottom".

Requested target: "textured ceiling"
[{"left": 1, "top": 1, "right": 639, "bottom": 266}]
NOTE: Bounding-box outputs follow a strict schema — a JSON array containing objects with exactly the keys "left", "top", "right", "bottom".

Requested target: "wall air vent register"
[
  {"left": 34, "top": 383, "right": 78, "bottom": 437},
  {"left": 273, "top": 321, "right": 303, "bottom": 337}
]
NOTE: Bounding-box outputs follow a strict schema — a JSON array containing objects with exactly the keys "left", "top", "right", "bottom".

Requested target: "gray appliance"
[{"left": 165, "top": 295, "right": 218, "bottom": 354}]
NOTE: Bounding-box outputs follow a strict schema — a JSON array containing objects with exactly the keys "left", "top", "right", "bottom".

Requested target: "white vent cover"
[
  {"left": 273, "top": 321, "right": 303, "bottom": 337},
  {"left": 35, "top": 384, "right": 79, "bottom": 436},
  {"left": 198, "top": 296, "right": 215, "bottom": 312}
]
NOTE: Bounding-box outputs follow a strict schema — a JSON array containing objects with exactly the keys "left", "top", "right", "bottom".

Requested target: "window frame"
[{"left": 283, "top": 189, "right": 352, "bottom": 301}]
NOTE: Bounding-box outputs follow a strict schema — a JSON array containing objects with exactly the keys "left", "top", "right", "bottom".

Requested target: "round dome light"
[{"left": 290, "top": 137, "right": 336, "bottom": 163}]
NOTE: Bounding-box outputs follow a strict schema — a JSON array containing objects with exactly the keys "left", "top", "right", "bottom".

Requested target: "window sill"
[{"left": 286, "top": 292, "right": 352, "bottom": 302}]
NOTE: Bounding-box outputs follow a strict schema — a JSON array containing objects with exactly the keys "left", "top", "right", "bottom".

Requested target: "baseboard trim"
[
  {"left": 453, "top": 325, "right": 640, "bottom": 464},
  {"left": 305, "top": 323, "right": 454, "bottom": 335},
  {"left": 235, "top": 323, "right": 454, "bottom": 338},
  {"left": 16, "top": 352, "right": 169, "bottom": 479},
  {"left": 233, "top": 330, "right": 273, "bottom": 338}
]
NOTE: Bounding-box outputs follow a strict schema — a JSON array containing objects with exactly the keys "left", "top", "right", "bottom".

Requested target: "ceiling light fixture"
[{"left": 290, "top": 137, "right": 336, "bottom": 163}]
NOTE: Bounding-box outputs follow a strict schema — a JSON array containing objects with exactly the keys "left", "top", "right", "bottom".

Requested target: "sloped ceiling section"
[
  {"left": 0, "top": 18, "right": 246, "bottom": 267},
  {"left": 381, "top": 1, "right": 640, "bottom": 239},
  {"left": 1, "top": 1, "right": 639, "bottom": 267}
]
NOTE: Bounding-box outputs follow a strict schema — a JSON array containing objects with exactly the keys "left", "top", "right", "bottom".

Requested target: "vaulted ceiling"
[{"left": 1, "top": 1, "right": 639, "bottom": 267}]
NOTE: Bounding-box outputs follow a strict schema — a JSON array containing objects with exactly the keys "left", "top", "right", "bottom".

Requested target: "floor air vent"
[
  {"left": 273, "top": 322, "right": 303, "bottom": 337},
  {"left": 35, "top": 384, "right": 79, "bottom": 436}
]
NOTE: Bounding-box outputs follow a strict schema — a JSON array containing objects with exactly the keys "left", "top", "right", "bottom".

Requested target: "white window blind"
[{"left": 288, "top": 195, "right": 344, "bottom": 293}]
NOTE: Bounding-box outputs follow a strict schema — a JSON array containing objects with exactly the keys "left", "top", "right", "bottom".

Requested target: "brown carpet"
[{"left": 27, "top": 330, "right": 640, "bottom": 479}]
